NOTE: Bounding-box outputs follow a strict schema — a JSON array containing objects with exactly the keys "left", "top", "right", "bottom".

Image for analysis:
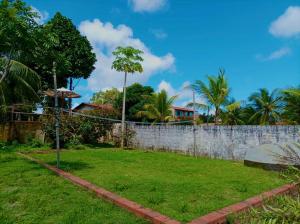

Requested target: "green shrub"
[
  {"left": 248, "top": 195, "right": 300, "bottom": 224},
  {"left": 0, "top": 141, "right": 8, "bottom": 151},
  {"left": 233, "top": 166, "right": 300, "bottom": 224},
  {"left": 41, "top": 109, "right": 117, "bottom": 147}
]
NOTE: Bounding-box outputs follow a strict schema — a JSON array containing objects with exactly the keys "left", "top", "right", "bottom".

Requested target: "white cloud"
[
  {"left": 129, "top": 0, "right": 167, "bottom": 13},
  {"left": 269, "top": 6, "right": 300, "bottom": 37},
  {"left": 158, "top": 80, "right": 176, "bottom": 96},
  {"left": 157, "top": 80, "right": 205, "bottom": 107},
  {"left": 256, "top": 47, "right": 291, "bottom": 61},
  {"left": 79, "top": 19, "right": 175, "bottom": 91},
  {"left": 150, "top": 29, "right": 168, "bottom": 39},
  {"left": 31, "top": 6, "right": 49, "bottom": 24}
]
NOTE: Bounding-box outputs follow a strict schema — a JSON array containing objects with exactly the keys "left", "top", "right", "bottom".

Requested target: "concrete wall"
[
  {"left": 129, "top": 125, "right": 300, "bottom": 160},
  {"left": 0, "top": 121, "right": 44, "bottom": 143}
]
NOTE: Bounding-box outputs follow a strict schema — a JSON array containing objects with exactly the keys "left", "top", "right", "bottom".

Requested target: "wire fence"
[{"left": 0, "top": 104, "right": 193, "bottom": 125}]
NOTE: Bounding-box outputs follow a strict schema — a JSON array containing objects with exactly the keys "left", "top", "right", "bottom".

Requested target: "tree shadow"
[
  {"left": 47, "top": 160, "right": 93, "bottom": 172},
  {"left": 85, "top": 142, "right": 116, "bottom": 149}
]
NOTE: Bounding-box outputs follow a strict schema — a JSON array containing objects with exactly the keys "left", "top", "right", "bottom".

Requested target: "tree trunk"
[
  {"left": 215, "top": 107, "right": 219, "bottom": 124},
  {"left": 0, "top": 57, "right": 12, "bottom": 84},
  {"left": 53, "top": 62, "right": 60, "bottom": 168},
  {"left": 207, "top": 107, "right": 210, "bottom": 126},
  {"left": 121, "top": 71, "right": 127, "bottom": 148},
  {"left": 68, "top": 77, "right": 73, "bottom": 115}
]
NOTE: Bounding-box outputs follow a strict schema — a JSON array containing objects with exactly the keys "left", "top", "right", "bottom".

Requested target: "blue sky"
[{"left": 27, "top": 0, "right": 300, "bottom": 107}]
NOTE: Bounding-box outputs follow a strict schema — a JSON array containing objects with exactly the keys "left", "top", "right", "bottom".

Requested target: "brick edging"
[
  {"left": 18, "top": 152, "right": 299, "bottom": 224},
  {"left": 188, "top": 182, "right": 299, "bottom": 224},
  {"left": 17, "top": 153, "right": 180, "bottom": 224}
]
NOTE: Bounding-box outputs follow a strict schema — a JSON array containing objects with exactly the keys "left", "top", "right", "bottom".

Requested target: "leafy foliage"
[
  {"left": 0, "top": 57, "right": 40, "bottom": 106},
  {"left": 114, "top": 83, "right": 154, "bottom": 121},
  {"left": 234, "top": 193, "right": 300, "bottom": 224},
  {"left": 248, "top": 88, "right": 282, "bottom": 125},
  {"left": 282, "top": 87, "right": 300, "bottom": 124},
  {"left": 221, "top": 101, "right": 245, "bottom": 125},
  {"left": 0, "top": 0, "right": 41, "bottom": 107},
  {"left": 192, "top": 69, "right": 229, "bottom": 123},
  {"left": 30, "top": 12, "right": 96, "bottom": 90},
  {"left": 137, "top": 89, "right": 177, "bottom": 123},
  {"left": 91, "top": 88, "right": 120, "bottom": 105},
  {"left": 111, "top": 46, "right": 144, "bottom": 74},
  {"left": 41, "top": 109, "right": 118, "bottom": 146},
  {"left": 0, "top": 0, "right": 38, "bottom": 57}
]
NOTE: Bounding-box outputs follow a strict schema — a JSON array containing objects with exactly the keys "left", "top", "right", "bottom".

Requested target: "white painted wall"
[{"left": 128, "top": 125, "right": 300, "bottom": 160}]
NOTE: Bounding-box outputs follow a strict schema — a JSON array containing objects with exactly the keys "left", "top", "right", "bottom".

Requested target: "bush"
[
  {"left": 0, "top": 141, "right": 8, "bottom": 151},
  {"left": 235, "top": 194, "right": 300, "bottom": 224},
  {"left": 232, "top": 166, "right": 300, "bottom": 224},
  {"left": 41, "top": 109, "right": 117, "bottom": 147}
]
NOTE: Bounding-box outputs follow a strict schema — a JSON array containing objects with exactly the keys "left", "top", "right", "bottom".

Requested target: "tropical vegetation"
[
  {"left": 91, "top": 88, "right": 120, "bottom": 105},
  {"left": 0, "top": 0, "right": 96, "bottom": 110},
  {"left": 248, "top": 88, "right": 282, "bottom": 125},
  {"left": 111, "top": 46, "right": 144, "bottom": 148},
  {"left": 192, "top": 69, "right": 230, "bottom": 124},
  {"left": 137, "top": 89, "right": 177, "bottom": 123}
]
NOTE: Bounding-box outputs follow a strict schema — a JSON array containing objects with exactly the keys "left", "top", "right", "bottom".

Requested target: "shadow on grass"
[
  {"left": 47, "top": 160, "right": 94, "bottom": 172},
  {"left": 84, "top": 142, "right": 116, "bottom": 149}
]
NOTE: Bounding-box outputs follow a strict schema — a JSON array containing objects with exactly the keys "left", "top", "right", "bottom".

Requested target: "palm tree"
[
  {"left": 0, "top": 56, "right": 40, "bottom": 106},
  {"left": 248, "top": 88, "right": 282, "bottom": 125},
  {"left": 111, "top": 46, "right": 143, "bottom": 148},
  {"left": 192, "top": 69, "right": 229, "bottom": 124},
  {"left": 221, "top": 101, "right": 245, "bottom": 125},
  {"left": 282, "top": 87, "right": 300, "bottom": 124},
  {"left": 283, "top": 88, "right": 300, "bottom": 97},
  {"left": 137, "top": 90, "right": 177, "bottom": 123}
]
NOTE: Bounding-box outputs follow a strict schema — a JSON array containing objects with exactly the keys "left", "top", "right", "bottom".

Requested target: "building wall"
[{"left": 129, "top": 125, "right": 300, "bottom": 160}]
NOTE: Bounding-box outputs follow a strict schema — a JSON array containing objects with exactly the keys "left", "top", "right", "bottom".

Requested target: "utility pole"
[
  {"left": 53, "top": 62, "right": 60, "bottom": 168},
  {"left": 193, "top": 90, "right": 196, "bottom": 157}
]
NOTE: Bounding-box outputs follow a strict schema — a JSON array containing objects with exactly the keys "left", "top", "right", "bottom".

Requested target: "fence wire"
[{"left": 0, "top": 104, "right": 193, "bottom": 125}]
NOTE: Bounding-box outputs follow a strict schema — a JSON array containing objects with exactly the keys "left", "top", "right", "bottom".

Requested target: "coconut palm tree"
[
  {"left": 0, "top": 56, "right": 40, "bottom": 106},
  {"left": 283, "top": 88, "right": 300, "bottom": 97},
  {"left": 221, "top": 101, "right": 245, "bottom": 125},
  {"left": 137, "top": 90, "right": 177, "bottom": 123},
  {"left": 192, "top": 69, "right": 230, "bottom": 124},
  {"left": 248, "top": 88, "right": 282, "bottom": 125},
  {"left": 111, "top": 46, "right": 143, "bottom": 148},
  {"left": 282, "top": 87, "right": 300, "bottom": 124}
]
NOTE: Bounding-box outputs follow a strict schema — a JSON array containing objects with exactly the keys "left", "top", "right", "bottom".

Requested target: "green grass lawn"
[
  {"left": 0, "top": 152, "right": 147, "bottom": 224},
  {"left": 33, "top": 148, "right": 287, "bottom": 223}
]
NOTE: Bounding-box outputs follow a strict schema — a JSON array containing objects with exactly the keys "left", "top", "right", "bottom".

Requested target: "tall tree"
[
  {"left": 0, "top": 0, "right": 41, "bottom": 107},
  {"left": 111, "top": 46, "right": 144, "bottom": 148},
  {"left": 0, "top": 57, "right": 40, "bottom": 106},
  {"left": 220, "top": 101, "right": 244, "bottom": 125},
  {"left": 137, "top": 90, "right": 177, "bottom": 123},
  {"left": 114, "top": 83, "right": 154, "bottom": 121},
  {"left": 248, "top": 88, "right": 282, "bottom": 125},
  {"left": 192, "top": 69, "right": 230, "bottom": 124},
  {"left": 0, "top": 0, "right": 37, "bottom": 58},
  {"left": 91, "top": 88, "right": 120, "bottom": 105},
  {"left": 282, "top": 87, "right": 300, "bottom": 124},
  {"left": 46, "top": 13, "right": 96, "bottom": 109},
  {"left": 29, "top": 12, "right": 96, "bottom": 108}
]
